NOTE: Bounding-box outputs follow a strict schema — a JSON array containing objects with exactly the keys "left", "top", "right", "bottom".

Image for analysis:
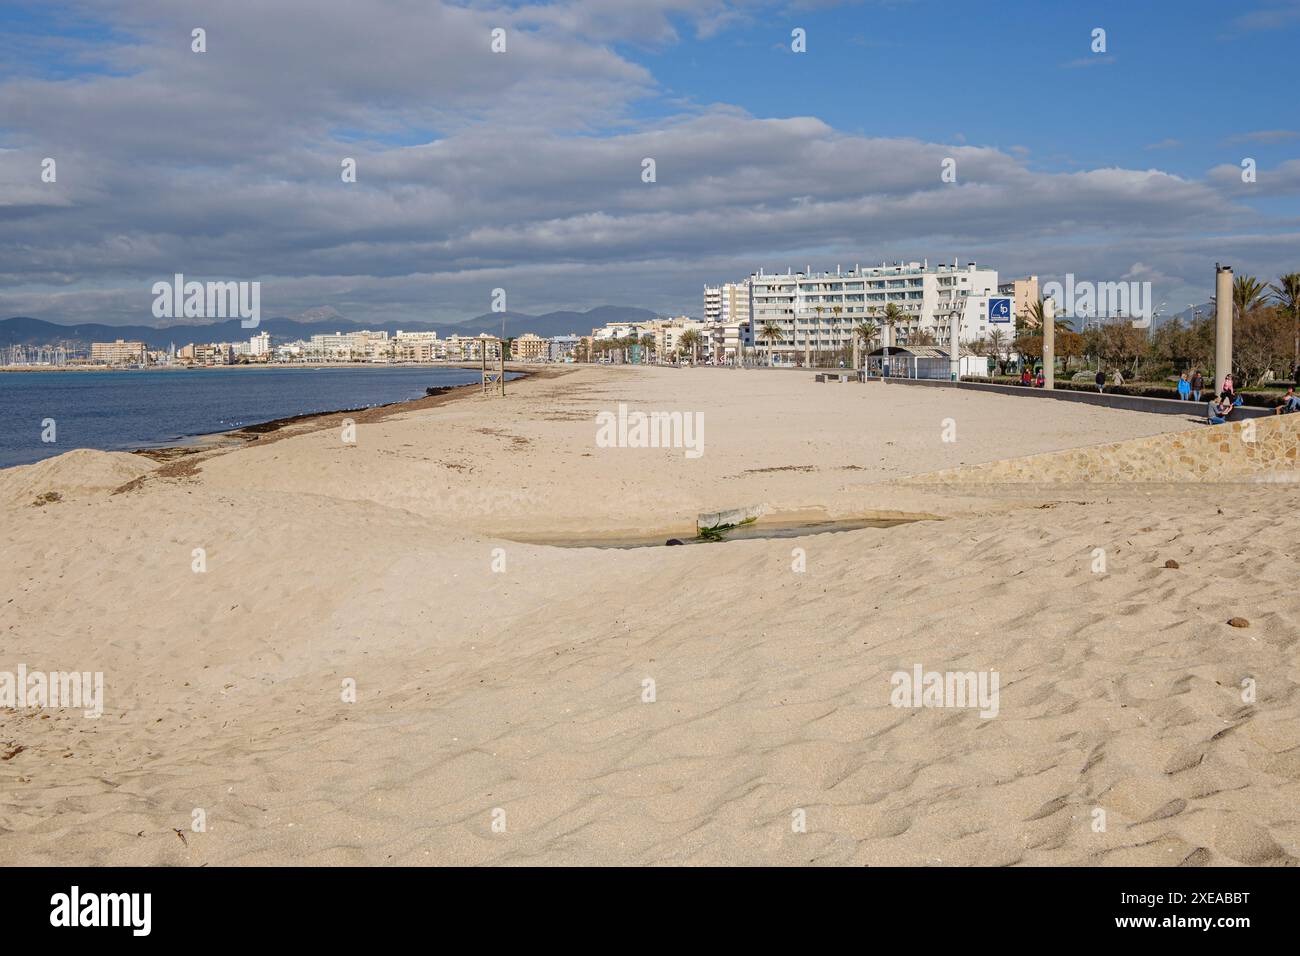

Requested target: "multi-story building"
[
  {"left": 654, "top": 316, "right": 712, "bottom": 362},
  {"left": 998, "top": 276, "right": 1041, "bottom": 326},
  {"left": 249, "top": 332, "right": 271, "bottom": 357},
  {"left": 192, "top": 342, "right": 232, "bottom": 365},
  {"left": 444, "top": 334, "right": 502, "bottom": 362},
  {"left": 308, "top": 330, "right": 389, "bottom": 360},
  {"left": 703, "top": 285, "right": 723, "bottom": 322},
  {"left": 90, "top": 339, "right": 147, "bottom": 365},
  {"left": 720, "top": 280, "right": 750, "bottom": 325},
  {"left": 748, "top": 260, "right": 999, "bottom": 365},
  {"left": 708, "top": 321, "right": 750, "bottom": 365},
  {"left": 549, "top": 335, "right": 580, "bottom": 362},
  {"left": 511, "top": 332, "right": 550, "bottom": 362}
]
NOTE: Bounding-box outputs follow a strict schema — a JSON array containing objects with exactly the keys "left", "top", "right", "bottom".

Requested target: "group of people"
[
  {"left": 1176, "top": 370, "right": 1210, "bottom": 402},
  {"left": 1009, "top": 360, "right": 1300, "bottom": 423}
]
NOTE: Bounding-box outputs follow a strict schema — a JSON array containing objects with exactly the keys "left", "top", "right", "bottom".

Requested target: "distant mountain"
[{"left": 0, "top": 305, "right": 662, "bottom": 349}]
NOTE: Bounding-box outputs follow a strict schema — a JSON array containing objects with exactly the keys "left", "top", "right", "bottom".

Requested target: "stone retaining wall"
[{"left": 909, "top": 415, "right": 1300, "bottom": 484}]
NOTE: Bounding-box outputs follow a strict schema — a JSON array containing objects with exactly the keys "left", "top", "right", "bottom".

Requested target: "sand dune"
[{"left": 2, "top": 366, "right": 1297, "bottom": 865}]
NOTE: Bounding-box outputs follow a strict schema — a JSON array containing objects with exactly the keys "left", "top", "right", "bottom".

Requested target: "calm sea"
[{"left": 0, "top": 366, "right": 501, "bottom": 469}]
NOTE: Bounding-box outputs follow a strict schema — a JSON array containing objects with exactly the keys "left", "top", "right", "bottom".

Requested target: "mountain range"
[{"left": 0, "top": 305, "right": 663, "bottom": 350}]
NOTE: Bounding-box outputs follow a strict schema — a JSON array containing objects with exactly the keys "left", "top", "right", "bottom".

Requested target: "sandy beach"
[{"left": 2, "top": 365, "right": 1297, "bottom": 865}]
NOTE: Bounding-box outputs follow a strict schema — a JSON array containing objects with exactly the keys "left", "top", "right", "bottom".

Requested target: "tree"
[
  {"left": 810, "top": 306, "right": 823, "bottom": 368},
  {"left": 1235, "top": 305, "right": 1289, "bottom": 387},
  {"left": 875, "top": 303, "right": 903, "bottom": 375},
  {"left": 1268, "top": 273, "right": 1300, "bottom": 376},
  {"left": 639, "top": 333, "right": 655, "bottom": 365},
  {"left": 678, "top": 329, "right": 702, "bottom": 366},
  {"left": 830, "top": 305, "right": 843, "bottom": 367},
  {"left": 988, "top": 328, "right": 1010, "bottom": 374},
  {"left": 758, "top": 322, "right": 784, "bottom": 367},
  {"left": 1234, "top": 274, "right": 1268, "bottom": 315}
]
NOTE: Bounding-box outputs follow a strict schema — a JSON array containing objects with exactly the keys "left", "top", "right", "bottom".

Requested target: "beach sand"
[{"left": 2, "top": 366, "right": 1297, "bottom": 865}]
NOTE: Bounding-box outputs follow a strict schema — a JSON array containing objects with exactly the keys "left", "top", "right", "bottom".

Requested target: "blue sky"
[
  {"left": 631, "top": 1, "right": 1300, "bottom": 189},
  {"left": 1, "top": 0, "right": 1298, "bottom": 326}
]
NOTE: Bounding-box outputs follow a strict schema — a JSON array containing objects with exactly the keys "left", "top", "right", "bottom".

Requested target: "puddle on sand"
[{"left": 506, "top": 515, "right": 933, "bottom": 550}]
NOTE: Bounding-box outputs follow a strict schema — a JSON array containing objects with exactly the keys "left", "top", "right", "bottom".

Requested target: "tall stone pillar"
[
  {"left": 1042, "top": 297, "right": 1055, "bottom": 390},
  {"left": 1215, "top": 264, "right": 1233, "bottom": 395},
  {"left": 949, "top": 311, "right": 960, "bottom": 382}
]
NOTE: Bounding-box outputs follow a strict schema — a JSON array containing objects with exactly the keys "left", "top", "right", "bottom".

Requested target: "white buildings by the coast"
[{"left": 747, "top": 260, "right": 1000, "bottom": 364}]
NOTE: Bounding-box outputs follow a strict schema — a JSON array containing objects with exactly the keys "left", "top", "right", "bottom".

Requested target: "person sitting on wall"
[
  {"left": 1020, "top": 368, "right": 1032, "bottom": 386},
  {"left": 1208, "top": 392, "right": 1234, "bottom": 425},
  {"left": 1275, "top": 387, "right": 1300, "bottom": 415},
  {"left": 1222, "top": 373, "right": 1235, "bottom": 399},
  {"left": 1035, "top": 368, "right": 1045, "bottom": 388}
]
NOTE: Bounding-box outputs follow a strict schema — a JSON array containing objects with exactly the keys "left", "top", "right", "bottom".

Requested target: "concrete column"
[
  {"left": 1042, "top": 296, "right": 1055, "bottom": 390},
  {"left": 949, "top": 312, "right": 960, "bottom": 381},
  {"left": 1215, "top": 264, "right": 1233, "bottom": 395}
]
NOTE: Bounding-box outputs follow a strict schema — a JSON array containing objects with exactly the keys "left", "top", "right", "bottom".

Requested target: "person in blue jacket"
[{"left": 1177, "top": 372, "right": 1191, "bottom": 401}]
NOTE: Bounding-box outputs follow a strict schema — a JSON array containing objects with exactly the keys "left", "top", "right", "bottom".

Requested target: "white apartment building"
[
  {"left": 308, "top": 330, "right": 389, "bottom": 360},
  {"left": 703, "top": 286, "right": 723, "bottom": 322},
  {"left": 720, "top": 280, "right": 750, "bottom": 325},
  {"left": 748, "top": 260, "right": 999, "bottom": 364},
  {"left": 654, "top": 316, "right": 711, "bottom": 361},
  {"left": 703, "top": 281, "right": 749, "bottom": 325},
  {"left": 249, "top": 331, "right": 271, "bottom": 357}
]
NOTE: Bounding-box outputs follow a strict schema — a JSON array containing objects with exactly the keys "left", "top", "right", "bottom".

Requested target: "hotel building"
[
  {"left": 90, "top": 339, "right": 148, "bottom": 365},
  {"left": 512, "top": 332, "right": 550, "bottom": 362},
  {"left": 747, "top": 260, "right": 999, "bottom": 364}
]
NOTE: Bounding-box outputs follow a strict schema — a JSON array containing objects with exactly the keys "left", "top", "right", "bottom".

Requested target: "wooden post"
[
  {"left": 481, "top": 348, "right": 487, "bottom": 394},
  {"left": 499, "top": 346, "right": 505, "bottom": 396}
]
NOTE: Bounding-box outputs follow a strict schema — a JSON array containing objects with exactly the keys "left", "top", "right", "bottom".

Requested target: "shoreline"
[
  {"left": 130, "top": 366, "right": 543, "bottom": 465},
  {"left": 0, "top": 364, "right": 540, "bottom": 472}
]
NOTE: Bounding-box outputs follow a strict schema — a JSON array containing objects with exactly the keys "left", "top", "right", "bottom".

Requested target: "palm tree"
[
  {"left": 810, "top": 306, "right": 823, "bottom": 368},
  {"left": 678, "top": 329, "right": 702, "bottom": 366},
  {"left": 1030, "top": 297, "right": 1047, "bottom": 329},
  {"left": 1234, "top": 274, "right": 1268, "bottom": 314},
  {"left": 639, "top": 333, "right": 655, "bottom": 365},
  {"left": 880, "top": 302, "right": 904, "bottom": 375},
  {"left": 1269, "top": 273, "right": 1300, "bottom": 375},
  {"left": 758, "top": 322, "right": 783, "bottom": 367},
  {"left": 830, "top": 305, "right": 843, "bottom": 368}
]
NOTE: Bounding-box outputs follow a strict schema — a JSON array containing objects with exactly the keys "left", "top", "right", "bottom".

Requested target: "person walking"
[
  {"left": 1095, "top": 369, "right": 1106, "bottom": 393},
  {"left": 1177, "top": 372, "right": 1191, "bottom": 401},
  {"left": 1190, "top": 369, "right": 1204, "bottom": 402}
]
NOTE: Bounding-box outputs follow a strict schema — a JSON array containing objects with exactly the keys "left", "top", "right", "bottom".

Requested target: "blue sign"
[{"left": 989, "top": 297, "right": 1012, "bottom": 323}]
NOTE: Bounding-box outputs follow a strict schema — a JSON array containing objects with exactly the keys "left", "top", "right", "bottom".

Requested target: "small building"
[{"left": 865, "top": 345, "right": 990, "bottom": 380}]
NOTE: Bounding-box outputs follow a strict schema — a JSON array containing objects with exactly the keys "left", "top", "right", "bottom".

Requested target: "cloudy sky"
[{"left": 1, "top": 0, "right": 1299, "bottom": 327}]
